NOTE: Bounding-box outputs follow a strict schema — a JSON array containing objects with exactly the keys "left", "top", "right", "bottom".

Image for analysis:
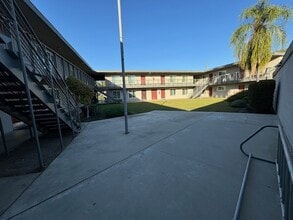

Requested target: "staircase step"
[
  {"left": 0, "top": 72, "right": 10, "bottom": 78},
  {"left": 36, "top": 117, "right": 56, "bottom": 121},
  {"left": 0, "top": 33, "right": 12, "bottom": 44},
  {"left": 0, "top": 45, "right": 79, "bottom": 133}
]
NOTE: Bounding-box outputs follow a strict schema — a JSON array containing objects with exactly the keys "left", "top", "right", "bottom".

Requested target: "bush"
[
  {"left": 227, "top": 90, "right": 248, "bottom": 102},
  {"left": 65, "top": 76, "right": 94, "bottom": 106},
  {"left": 66, "top": 76, "right": 95, "bottom": 118},
  {"left": 248, "top": 80, "right": 275, "bottom": 113},
  {"left": 105, "top": 106, "right": 125, "bottom": 118}
]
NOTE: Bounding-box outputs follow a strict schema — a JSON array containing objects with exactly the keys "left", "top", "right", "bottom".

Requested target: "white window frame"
[
  {"left": 113, "top": 90, "right": 121, "bottom": 99},
  {"left": 170, "top": 89, "right": 176, "bottom": 96},
  {"left": 128, "top": 75, "right": 136, "bottom": 84},
  {"left": 112, "top": 76, "right": 120, "bottom": 84},
  {"left": 217, "top": 86, "right": 226, "bottom": 91},
  {"left": 182, "top": 75, "right": 187, "bottom": 83},
  {"left": 182, "top": 89, "right": 188, "bottom": 95},
  {"left": 128, "top": 90, "right": 136, "bottom": 98},
  {"left": 170, "top": 75, "right": 176, "bottom": 83}
]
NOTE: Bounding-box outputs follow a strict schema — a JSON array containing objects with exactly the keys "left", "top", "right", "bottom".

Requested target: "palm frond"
[{"left": 230, "top": 0, "right": 292, "bottom": 79}]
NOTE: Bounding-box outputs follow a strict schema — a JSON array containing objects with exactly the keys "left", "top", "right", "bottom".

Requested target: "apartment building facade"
[
  {"left": 96, "top": 71, "right": 202, "bottom": 102},
  {"left": 96, "top": 53, "right": 284, "bottom": 103}
]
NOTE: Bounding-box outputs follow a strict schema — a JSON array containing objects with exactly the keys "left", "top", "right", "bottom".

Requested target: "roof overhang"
[
  {"left": 16, "top": 0, "right": 96, "bottom": 76},
  {"left": 95, "top": 70, "right": 204, "bottom": 76}
]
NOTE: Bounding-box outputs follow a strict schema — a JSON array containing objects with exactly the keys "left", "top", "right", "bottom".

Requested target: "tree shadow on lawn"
[
  {"left": 83, "top": 100, "right": 247, "bottom": 122},
  {"left": 82, "top": 102, "right": 182, "bottom": 122},
  {"left": 192, "top": 100, "right": 246, "bottom": 113}
]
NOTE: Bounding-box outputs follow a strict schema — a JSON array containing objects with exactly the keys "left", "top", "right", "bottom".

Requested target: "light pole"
[{"left": 117, "top": 0, "right": 129, "bottom": 134}]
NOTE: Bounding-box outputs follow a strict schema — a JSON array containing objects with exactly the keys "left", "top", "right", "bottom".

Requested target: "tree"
[
  {"left": 66, "top": 76, "right": 94, "bottom": 118},
  {"left": 231, "top": 0, "right": 292, "bottom": 81}
]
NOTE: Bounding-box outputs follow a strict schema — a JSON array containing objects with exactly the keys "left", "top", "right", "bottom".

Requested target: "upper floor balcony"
[
  {"left": 95, "top": 67, "right": 276, "bottom": 91},
  {"left": 97, "top": 79, "right": 199, "bottom": 90}
]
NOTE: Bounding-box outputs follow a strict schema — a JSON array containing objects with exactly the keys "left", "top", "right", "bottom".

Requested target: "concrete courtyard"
[{"left": 0, "top": 111, "right": 281, "bottom": 220}]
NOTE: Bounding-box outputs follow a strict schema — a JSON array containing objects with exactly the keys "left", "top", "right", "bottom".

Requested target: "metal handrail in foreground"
[
  {"left": 233, "top": 153, "right": 252, "bottom": 220},
  {"left": 240, "top": 125, "right": 278, "bottom": 164},
  {"left": 233, "top": 125, "right": 279, "bottom": 220}
]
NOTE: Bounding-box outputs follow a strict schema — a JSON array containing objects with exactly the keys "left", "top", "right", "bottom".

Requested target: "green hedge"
[
  {"left": 248, "top": 80, "right": 275, "bottom": 113},
  {"left": 226, "top": 90, "right": 248, "bottom": 102},
  {"left": 65, "top": 76, "right": 94, "bottom": 105}
]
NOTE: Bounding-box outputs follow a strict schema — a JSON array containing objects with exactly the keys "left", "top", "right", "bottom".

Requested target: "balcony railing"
[
  {"left": 96, "top": 68, "right": 276, "bottom": 91},
  {"left": 99, "top": 80, "right": 198, "bottom": 89}
]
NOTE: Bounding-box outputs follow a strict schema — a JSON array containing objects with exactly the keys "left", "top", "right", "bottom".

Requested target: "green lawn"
[{"left": 84, "top": 98, "right": 242, "bottom": 121}]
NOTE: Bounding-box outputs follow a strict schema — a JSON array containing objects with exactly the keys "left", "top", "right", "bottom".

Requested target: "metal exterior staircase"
[
  {"left": 192, "top": 81, "right": 209, "bottom": 98},
  {"left": 0, "top": 0, "right": 83, "bottom": 133}
]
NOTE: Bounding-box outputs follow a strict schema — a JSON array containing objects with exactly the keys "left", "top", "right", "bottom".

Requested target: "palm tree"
[{"left": 231, "top": 0, "right": 292, "bottom": 81}]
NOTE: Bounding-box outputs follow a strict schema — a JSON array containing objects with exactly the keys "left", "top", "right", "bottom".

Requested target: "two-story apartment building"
[
  {"left": 96, "top": 52, "right": 284, "bottom": 103},
  {"left": 200, "top": 52, "right": 284, "bottom": 98},
  {"left": 96, "top": 71, "right": 202, "bottom": 102}
]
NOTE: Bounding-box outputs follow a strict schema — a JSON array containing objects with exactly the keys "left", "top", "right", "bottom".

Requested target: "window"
[
  {"left": 112, "top": 76, "right": 120, "bottom": 84},
  {"left": 182, "top": 76, "right": 187, "bottom": 83},
  {"left": 128, "top": 75, "right": 136, "bottom": 84},
  {"left": 217, "top": 86, "right": 226, "bottom": 91},
  {"left": 113, "top": 90, "right": 121, "bottom": 99},
  {"left": 63, "top": 60, "right": 69, "bottom": 78},
  {"left": 218, "top": 71, "right": 227, "bottom": 83},
  {"left": 182, "top": 89, "right": 188, "bottom": 95},
  {"left": 128, "top": 90, "right": 136, "bottom": 98},
  {"left": 46, "top": 50, "right": 55, "bottom": 71},
  {"left": 218, "top": 71, "right": 226, "bottom": 76},
  {"left": 170, "top": 75, "right": 176, "bottom": 83},
  {"left": 170, "top": 89, "right": 176, "bottom": 96}
]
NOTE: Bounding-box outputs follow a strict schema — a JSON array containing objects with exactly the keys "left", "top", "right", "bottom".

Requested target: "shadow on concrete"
[{"left": 0, "top": 127, "right": 74, "bottom": 177}]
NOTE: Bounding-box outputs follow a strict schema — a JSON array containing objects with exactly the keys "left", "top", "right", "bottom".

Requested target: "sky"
[{"left": 30, "top": 0, "right": 293, "bottom": 71}]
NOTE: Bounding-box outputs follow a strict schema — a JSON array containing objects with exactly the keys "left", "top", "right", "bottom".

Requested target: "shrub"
[
  {"left": 65, "top": 76, "right": 94, "bottom": 106},
  {"left": 226, "top": 90, "right": 248, "bottom": 102},
  {"left": 66, "top": 76, "right": 95, "bottom": 118},
  {"left": 105, "top": 106, "right": 125, "bottom": 118},
  {"left": 248, "top": 80, "right": 276, "bottom": 113}
]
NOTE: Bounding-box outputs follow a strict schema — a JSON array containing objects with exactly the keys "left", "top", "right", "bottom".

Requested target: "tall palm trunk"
[{"left": 256, "top": 64, "right": 259, "bottom": 82}]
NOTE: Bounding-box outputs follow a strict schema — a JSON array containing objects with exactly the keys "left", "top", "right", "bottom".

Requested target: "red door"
[
  {"left": 209, "top": 87, "right": 213, "bottom": 97},
  {"left": 161, "top": 75, "right": 165, "bottom": 85},
  {"left": 152, "top": 89, "right": 157, "bottom": 100},
  {"left": 238, "top": 84, "right": 245, "bottom": 90},
  {"left": 161, "top": 89, "right": 165, "bottom": 99},
  {"left": 141, "top": 76, "right": 146, "bottom": 85},
  {"left": 142, "top": 90, "right": 146, "bottom": 100}
]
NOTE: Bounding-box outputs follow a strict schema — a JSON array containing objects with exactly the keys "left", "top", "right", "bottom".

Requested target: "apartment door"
[
  {"left": 238, "top": 84, "right": 245, "bottom": 91},
  {"left": 161, "top": 75, "right": 165, "bottom": 85},
  {"left": 141, "top": 75, "right": 146, "bottom": 85},
  {"left": 152, "top": 89, "right": 157, "bottom": 100},
  {"left": 209, "top": 87, "right": 213, "bottom": 97},
  {"left": 161, "top": 89, "right": 165, "bottom": 99},
  {"left": 141, "top": 90, "right": 147, "bottom": 100}
]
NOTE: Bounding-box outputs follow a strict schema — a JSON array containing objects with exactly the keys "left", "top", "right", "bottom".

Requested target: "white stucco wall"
[{"left": 274, "top": 43, "right": 293, "bottom": 148}]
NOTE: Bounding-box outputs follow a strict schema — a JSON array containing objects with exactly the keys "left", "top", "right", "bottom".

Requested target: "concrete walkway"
[{"left": 0, "top": 111, "right": 281, "bottom": 220}]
